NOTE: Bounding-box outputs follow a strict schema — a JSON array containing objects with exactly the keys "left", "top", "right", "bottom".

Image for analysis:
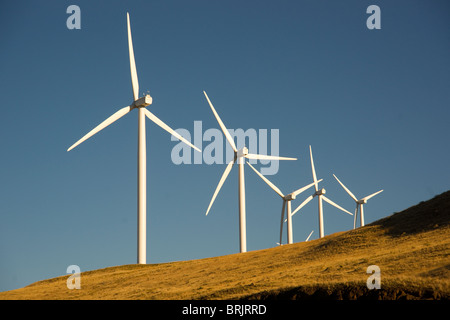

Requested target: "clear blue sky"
[{"left": 0, "top": 0, "right": 449, "bottom": 292}]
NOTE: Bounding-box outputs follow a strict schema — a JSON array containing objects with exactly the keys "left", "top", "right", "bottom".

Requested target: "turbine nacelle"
[
  {"left": 236, "top": 147, "right": 249, "bottom": 158},
  {"left": 132, "top": 94, "right": 153, "bottom": 108},
  {"left": 315, "top": 188, "right": 326, "bottom": 196},
  {"left": 284, "top": 194, "right": 296, "bottom": 201},
  {"left": 357, "top": 199, "right": 367, "bottom": 204}
]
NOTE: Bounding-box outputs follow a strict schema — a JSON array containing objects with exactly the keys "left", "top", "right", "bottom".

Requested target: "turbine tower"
[
  {"left": 67, "top": 13, "right": 200, "bottom": 264},
  {"left": 203, "top": 91, "right": 297, "bottom": 253},
  {"left": 291, "top": 146, "right": 352, "bottom": 238},
  {"left": 246, "top": 162, "right": 320, "bottom": 245},
  {"left": 333, "top": 174, "right": 383, "bottom": 228}
]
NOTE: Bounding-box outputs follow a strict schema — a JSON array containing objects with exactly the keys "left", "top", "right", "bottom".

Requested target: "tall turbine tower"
[
  {"left": 291, "top": 146, "right": 352, "bottom": 238},
  {"left": 246, "top": 162, "right": 320, "bottom": 245},
  {"left": 203, "top": 91, "right": 297, "bottom": 253},
  {"left": 333, "top": 174, "right": 383, "bottom": 228},
  {"left": 67, "top": 13, "right": 200, "bottom": 264}
]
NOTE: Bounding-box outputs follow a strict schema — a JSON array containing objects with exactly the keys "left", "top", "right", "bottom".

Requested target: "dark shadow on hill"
[
  {"left": 420, "top": 264, "right": 450, "bottom": 278},
  {"left": 242, "top": 282, "right": 449, "bottom": 300},
  {"left": 369, "top": 190, "right": 450, "bottom": 236}
]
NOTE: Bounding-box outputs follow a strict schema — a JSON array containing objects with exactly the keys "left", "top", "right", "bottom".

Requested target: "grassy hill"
[{"left": 1, "top": 191, "right": 449, "bottom": 300}]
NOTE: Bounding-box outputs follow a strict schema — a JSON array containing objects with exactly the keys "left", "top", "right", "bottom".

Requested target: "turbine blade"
[
  {"left": 292, "top": 179, "right": 323, "bottom": 197},
  {"left": 205, "top": 159, "right": 235, "bottom": 216},
  {"left": 305, "top": 230, "right": 314, "bottom": 242},
  {"left": 333, "top": 174, "right": 358, "bottom": 202},
  {"left": 245, "top": 153, "right": 297, "bottom": 161},
  {"left": 279, "top": 200, "right": 286, "bottom": 245},
  {"left": 309, "top": 145, "right": 318, "bottom": 192},
  {"left": 322, "top": 195, "right": 353, "bottom": 215},
  {"left": 127, "top": 13, "right": 139, "bottom": 101},
  {"left": 246, "top": 162, "right": 284, "bottom": 198},
  {"left": 67, "top": 105, "right": 133, "bottom": 152},
  {"left": 143, "top": 109, "right": 201, "bottom": 152},
  {"left": 362, "top": 189, "right": 383, "bottom": 202},
  {"left": 291, "top": 194, "right": 314, "bottom": 217},
  {"left": 203, "top": 91, "right": 237, "bottom": 152}
]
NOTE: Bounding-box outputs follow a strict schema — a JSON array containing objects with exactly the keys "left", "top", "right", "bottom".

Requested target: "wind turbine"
[
  {"left": 291, "top": 146, "right": 352, "bottom": 238},
  {"left": 246, "top": 162, "right": 321, "bottom": 245},
  {"left": 67, "top": 13, "right": 200, "bottom": 265},
  {"left": 305, "top": 230, "right": 314, "bottom": 242},
  {"left": 203, "top": 91, "right": 297, "bottom": 253},
  {"left": 333, "top": 174, "right": 383, "bottom": 228}
]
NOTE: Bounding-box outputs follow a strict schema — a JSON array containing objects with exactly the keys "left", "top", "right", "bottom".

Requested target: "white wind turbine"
[
  {"left": 203, "top": 91, "right": 297, "bottom": 253},
  {"left": 67, "top": 13, "right": 200, "bottom": 264},
  {"left": 333, "top": 174, "right": 383, "bottom": 229},
  {"left": 305, "top": 230, "right": 314, "bottom": 242},
  {"left": 246, "top": 162, "right": 321, "bottom": 245},
  {"left": 291, "top": 146, "right": 353, "bottom": 238}
]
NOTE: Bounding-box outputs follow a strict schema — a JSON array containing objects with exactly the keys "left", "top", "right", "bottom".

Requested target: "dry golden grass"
[{"left": 1, "top": 191, "right": 449, "bottom": 300}]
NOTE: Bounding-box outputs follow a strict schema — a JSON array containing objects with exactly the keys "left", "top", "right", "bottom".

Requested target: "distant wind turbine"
[
  {"left": 291, "top": 146, "right": 353, "bottom": 238},
  {"left": 246, "top": 162, "right": 320, "bottom": 245},
  {"left": 305, "top": 230, "right": 314, "bottom": 242},
  {"left": 203, "top": 91, "right": 297, "bottom": 253},
  {"left": 67, "top": 13, "right": 201, "bottom": 264},
  {"left": 333, "top": 174, "right": 383, "bottom": 228}
]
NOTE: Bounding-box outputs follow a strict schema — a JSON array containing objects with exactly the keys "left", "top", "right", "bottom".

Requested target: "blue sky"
[{"left": 0, "top": 1, "right": 449, "bottom": 292}]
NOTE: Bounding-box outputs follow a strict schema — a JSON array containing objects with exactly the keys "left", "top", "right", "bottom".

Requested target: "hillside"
[{"left": 1, "top": 191, "right": 449, "bottom": 300}]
